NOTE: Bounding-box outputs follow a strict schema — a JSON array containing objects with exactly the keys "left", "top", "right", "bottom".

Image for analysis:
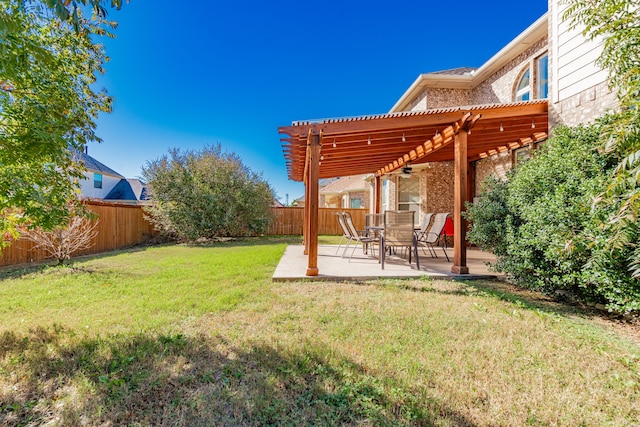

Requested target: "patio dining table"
[{"left": 365, "top": 225, "right": 422, "bottom": 268}]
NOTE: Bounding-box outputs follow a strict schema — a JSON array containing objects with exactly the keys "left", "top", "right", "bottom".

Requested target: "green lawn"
[{"left": 0, "top": 238, "right": 638, "bottom": 426}]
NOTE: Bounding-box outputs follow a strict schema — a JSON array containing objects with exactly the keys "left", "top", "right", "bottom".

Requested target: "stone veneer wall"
[
  {"left": 474, "top": 152, "right": 512, "bottom": 195},
  {"left": 421, "top": 88, "right": 473, "bottom": 110},
  {"left": 549, "top": 80, "right": 617, "bottom": 127},
  {"left": 421, "top": 162, "right": 454, "bottom": 214}
]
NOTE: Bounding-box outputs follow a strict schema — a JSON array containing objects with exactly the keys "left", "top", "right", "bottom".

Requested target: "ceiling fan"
[{"left": 400, "top": 164, "right": 412, "bottom": 178}]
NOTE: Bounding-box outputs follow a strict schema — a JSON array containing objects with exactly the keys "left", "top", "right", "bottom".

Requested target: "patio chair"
[
  {"left": 381, "top": 210, "right": 419, "bottom": 270},
  {"left": 415, "top": 212, "right": 434, "bottom": 253},
  {"left": 418, "top": 212, "right": 450, "bottom": 262},
  {"left": 365, "top": 213, "right": 384, "bottom": 239},
  {"left": 335, "top": 212, "right": 352, "bottom": 255},
  {"left": 344, "top": 211, "right": 378, "bottom": 260}
]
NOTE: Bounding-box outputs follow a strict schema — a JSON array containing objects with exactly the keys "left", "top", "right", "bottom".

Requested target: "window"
[
  {"left": 350, "top": 198, "right": 361, "bottom": 209},
  {"left": 381, "top": 179, "right": 389, "bottom": 212},
  {"left": 94, "top": 173, "right": 103, "bottom": 189},
  {"left": 513, "top": 146, "right": 531, "bottom": 167},
  {"left": 537, "top": 54, "right": 549, "bottom": 99},
  {"left": 515, "top": 68, "right": 531, "bottom": 101},
  {"left": 397, "top": 174, "right": 420, "bottom": 225}
]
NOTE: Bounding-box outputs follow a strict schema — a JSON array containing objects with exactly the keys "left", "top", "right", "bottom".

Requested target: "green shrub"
[
  {"left": 142, "top": 145, "right": 275, "bottom": 240},
  {"left": 466, "top": 124, "right": 640, "bottom": 313}
]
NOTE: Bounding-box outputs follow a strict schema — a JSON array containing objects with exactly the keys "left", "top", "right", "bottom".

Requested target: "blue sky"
[{"left": 92, "top": 0, "right": 548, "bottom": 204}]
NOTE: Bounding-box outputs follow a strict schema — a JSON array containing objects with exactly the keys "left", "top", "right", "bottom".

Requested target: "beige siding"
[
  {"left": 549, "top": 0, "right": 617, "bottom": 126},
  {"left": 553, "top": 2, "right": 608, "bottom": 102}
]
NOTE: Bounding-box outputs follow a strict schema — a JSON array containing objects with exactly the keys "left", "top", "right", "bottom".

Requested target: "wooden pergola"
[{"left": 279, "top": 100, "right": 548, "bottom": 276}]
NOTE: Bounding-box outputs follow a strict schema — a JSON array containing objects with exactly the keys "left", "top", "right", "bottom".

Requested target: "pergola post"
[
  {"left": 306, "top": 132, "right": 320, "bottom": 276},
  {"left": 452, "top": 129, "right": 469, "bottom": 274},
  {"left": 303, "top": 176, "right": 309, "bottom": 255},
  {"left": 374, "top": 175, "right": 381, "bottom": 214}
]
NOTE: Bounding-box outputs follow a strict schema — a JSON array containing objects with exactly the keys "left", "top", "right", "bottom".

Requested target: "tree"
[
  {"left": 142, "top": 146, "right": 276, "bottom": 241},
  {"left": 23, "top": 215, "right": 99, "bottom": 265},
  {"left": 565, "top": 0, "right": 640, "bottom": 277},
  {"left": 0, "top": 1, "right": 119, "bottom": 246}
]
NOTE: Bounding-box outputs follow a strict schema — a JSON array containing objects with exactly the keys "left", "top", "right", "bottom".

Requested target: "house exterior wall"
[
  {"left": 474, "top": 152, "right": 511, "bottom": 195},
  {"left": 409, "top": 88, "right": 473, "bottom": 111},
  {"left": 407, "top": 38, "right": 548, "bottom": 113},
  {"left": 349, "top": 191, "right": 368, "bottom": 209},
  {"left": 548, "top": 0, "right": 617, "bottom": 126},
  {"left": 421, "top": 162, "right": 454, "bottom": 214},
  {"left": 471, "top": 37, "right": 549, "bottom": 105},
  {"left": 321, "top": 194, "right": 340, "bottom": 208},
  {"left": 391, "top": 0, "right": 619, "bottom": 222},
  {"left": 404, "top": 37, "right": 548, "bottom": 199},
  {"left": 320, "top": 192, "right": 368, "bottom": 209},
  {"left": 386, "top": 177, "right": 397, "bottom": 211},
  {"left": 78, "top": 172, "right": 121, "bottom": 199}
]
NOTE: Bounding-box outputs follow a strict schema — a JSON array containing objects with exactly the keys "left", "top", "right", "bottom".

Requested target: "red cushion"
[{"left": 443, "top": 217, "right": 454, "bottom": 236}]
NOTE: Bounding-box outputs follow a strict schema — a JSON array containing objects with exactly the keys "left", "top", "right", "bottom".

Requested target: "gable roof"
[
  {"left": 390, "top": 13, "right": 548, "bottom": 112},
  {"left": 74, "top": 150, "right": 124, "bottom": 178},
  {"left": 104, "top": 179, "right": 149, "bottom": 201},
  {"left": 320, "top": 174, "right": 369, "bottom": 195}
]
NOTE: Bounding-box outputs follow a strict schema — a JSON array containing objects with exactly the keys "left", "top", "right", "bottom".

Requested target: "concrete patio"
[{"left": 273, "top": 244, "right": 502, "bottom": 281}]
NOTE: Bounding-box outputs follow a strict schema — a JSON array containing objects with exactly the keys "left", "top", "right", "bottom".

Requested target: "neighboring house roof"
[
  {"left": 273, "top": 199, "right": 284, "bottom": 208},
  {"left": 293, "top": 178, "right": 338, "bottom": 205},
  {"left": 390, "top": 13, "right": 548, "bottom": 112},
  {"left": 74, "top": 150, "right": 124, "bottom": 178},
  {"left": 104, "top": 179, "right": 149, "bottom": 202},
  {"left": 320, "top": 174, "right": 369, "bottom": 195},
  {"left": 319, "top": 178, "right": 339, "bottom": 187}
]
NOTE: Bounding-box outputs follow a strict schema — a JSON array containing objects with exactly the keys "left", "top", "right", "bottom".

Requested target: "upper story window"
[
  {"left": 513, "top": 52, "right": 548, "bottom": 102},
  {"left": 94, "top": 173, "right": 103, "bottom": 189},
  {"left": 515, "top": 69, "right": 531, "bottom": 101},
  {"left": 537, "top": 54, "right": 549, "bottom": 99}
]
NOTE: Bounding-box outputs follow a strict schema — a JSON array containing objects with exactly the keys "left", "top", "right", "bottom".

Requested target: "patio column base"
[
  {"left": 306, "top": 267, "right": 319, "bottom": 276},
  {"left": 451, "top": 265, "right": 469, "bottom": 274}
]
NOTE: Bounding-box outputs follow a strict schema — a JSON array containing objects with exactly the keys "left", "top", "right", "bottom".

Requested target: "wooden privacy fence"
[
  {"left": 0, "top": 205, "right": 365, "bottom": 268},
  {"left": 0, "top": 201, "right": 156, "bottom": 268},
  {"left": 267, "top": 207, "right": 366, "bottom": 236}
]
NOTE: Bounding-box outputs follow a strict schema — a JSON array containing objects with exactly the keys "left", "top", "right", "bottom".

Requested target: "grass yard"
[{"left": 0, "top": 237, "right": 638, "bottom": 426}]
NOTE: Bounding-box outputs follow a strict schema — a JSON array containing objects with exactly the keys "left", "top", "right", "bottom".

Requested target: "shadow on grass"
[
  {"left": 0, "top": 325, "right": 475, "bottom": 426},
  {"left": 371, "top": 277, "right": 607, "bottom": 322}
]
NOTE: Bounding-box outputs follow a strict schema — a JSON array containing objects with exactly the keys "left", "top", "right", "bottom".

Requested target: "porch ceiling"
[{"left": 279, "top": 100, "right": 548, "bottom": 181}]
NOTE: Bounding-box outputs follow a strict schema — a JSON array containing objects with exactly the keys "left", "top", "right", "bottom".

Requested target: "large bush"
[
  {"left": 466, "top": 124, "right": 640, "bottom": 313},
  {"left": 142, "top": 145, "right": 275, "bottom": 240}
]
